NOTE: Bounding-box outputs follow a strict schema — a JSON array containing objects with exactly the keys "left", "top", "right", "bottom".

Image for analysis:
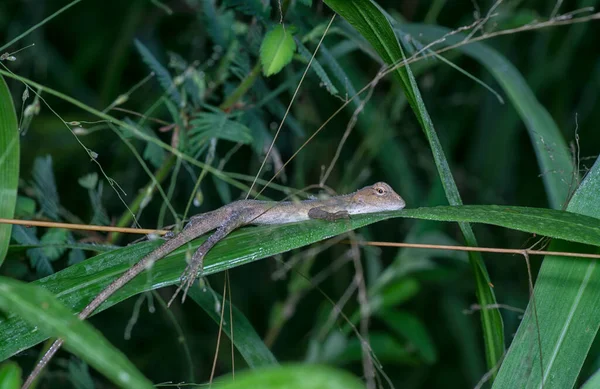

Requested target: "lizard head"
[{"left": 350, "top": 182, "right": 406, "bottom": 213}]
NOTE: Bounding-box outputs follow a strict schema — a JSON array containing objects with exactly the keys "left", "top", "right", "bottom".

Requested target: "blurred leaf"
[
  {"left": 88, "top": 180, "right": 109, "bottom": 226},
  {"left": 123, "top": 118, "right": 165, "bottom": 169},
  {"left": 39, "top": 228, "right": 68, "bottom": 261},
  {"left": 378, "top": 309, "right": 437, "bottom": 364},
  {"left": 336, "top": 332, "right": 415, "bottom": 365},
  {"left": 14, "top": 196, "right": 35, "bottom": 219},
  {"left": 188, "top": 286, "right": 278, "bottom": 368},
  {"left": 0, "top": 75, "right": 19, "bottom": 268},
  {"left": 0, "top": 277, "right": 153, "bottom": 389},
  {"left": 189, "top": 112, "right": 253, "bottom": 151},
  {"left": 213, "top": 364, "right": 365, "bottom": 389},
  {"left": 296, "top": 41, "right": 339, "bottom": 96},
  {"left": 260, "top": 25, "right": 297, "bottom": 76},
  {"left": 202, "top": 0, "right": 234, "bottom": 47},
  {"left": 31, "top": 155, "right": 60, "bottom": 220},
  {"left": 134, "top": 39, "right": 181, "bottom": 106},
  {"left": 11, "top": 226, "right": 53, "bottom": 276},
  {"left": 368, "top": 278, "right": 420, "bottom": 314},
  {"left": 0, "top": 361, "right": 21, "bottom": 389},
  {"left": 494, "top": 157, "right": 600, "bottom": 389},
  {"left": 67, "top": 358, "right": 94, "bottom": 389},
  {"left": 322, "top": 0, "right": 504, "bottom": 373},
  {"left": 224, "top": 0, "right": 270, "bottom": 21},
  {"left": 77, "top": 173, "right": 98, "bottom": 190}
]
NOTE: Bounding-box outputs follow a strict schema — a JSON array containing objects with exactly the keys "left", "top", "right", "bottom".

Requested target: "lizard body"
[{"left": 22, "top": 182, "right": 405, "bottom": 388}]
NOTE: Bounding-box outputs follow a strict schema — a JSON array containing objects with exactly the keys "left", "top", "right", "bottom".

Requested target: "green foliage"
[
  {"left": 260, "top": 24, "right": 297, "bottom": 76},
  {"left": 30, "top": 155, "right": 60, "bottom": 220},
  {"left": 189, "top": 111, "right": 253, "bottom": 152},
  {"left": 0, "top": 277, "right": 153, "bottom": 389},
  {"left": 1, "top": 0, "right": 599, "bottom": 388},
  {"left": 0, "top": 75, "right": 19, "bottom": 268},
  {"left": 134, "top": 39, "right": 182, "bottom": 106}
]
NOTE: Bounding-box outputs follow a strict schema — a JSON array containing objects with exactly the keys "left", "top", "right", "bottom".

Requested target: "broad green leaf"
[
  {"left": 0, "top": 277, "right": 153, "bottom": 389},
  {"left": 322, "top": 0, "right": 504, "bottom": 375},
  {"left": 1, "top": 205, "right": 599, "bottom": 362},
  {"left": 260, "top": 24, "right": 297, "bottom": 76},
  {"left": 188, "top": 286, "right": 278, "bottom": 368},
  {"left": 213, "top": 364, "right": 364, "bottom": 389},
  {"left": 0, "top": 75, "right": 19, "bottom": 268},
  {"left": 494, "top": 157, "right": 600, "bottom": 389}
]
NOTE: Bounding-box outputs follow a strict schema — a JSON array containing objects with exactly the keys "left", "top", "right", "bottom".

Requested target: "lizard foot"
[{"left": 168, "top": 252, "right": 205, "bottom": 307}]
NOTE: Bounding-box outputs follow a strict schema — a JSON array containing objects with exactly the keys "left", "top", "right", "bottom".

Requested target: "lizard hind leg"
[
  {"left": 168, "top": 248, "right": 207, "bottom": 306},
  {"left": 168, "top": 211, "right": 246, "bottom": 306}
]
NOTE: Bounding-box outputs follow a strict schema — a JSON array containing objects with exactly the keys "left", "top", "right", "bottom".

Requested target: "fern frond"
[
  {"left": 189, "top": 112, "right": 253, "bottom": 154},
  {"left": 134, "top": 39, "right": 182, "bottom": 106}
]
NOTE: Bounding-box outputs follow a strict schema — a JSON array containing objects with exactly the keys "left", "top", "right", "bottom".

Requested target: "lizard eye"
[{"left": 375, "top": 187, "right": 385, "bottom": 195}]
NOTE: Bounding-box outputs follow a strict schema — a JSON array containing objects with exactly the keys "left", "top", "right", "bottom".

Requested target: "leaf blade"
[
  {"left": 0, "top": 75, "right": 20, "bottom": 268},
  {"left": 0, "top": 277, "right": 153, "bottom": 389}
]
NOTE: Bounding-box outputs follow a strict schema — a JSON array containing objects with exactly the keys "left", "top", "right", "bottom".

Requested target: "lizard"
[{"left": 22, "top": 182, "right": 405, "bottom": 388}]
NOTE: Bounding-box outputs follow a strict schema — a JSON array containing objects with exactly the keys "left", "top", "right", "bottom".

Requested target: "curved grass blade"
[
  {"left": 0, "top": 75, "right": 20, "bottom": 268},
  {"left": 322, "top": 0, "right": 504, "bottom": 375},
  {"left": 0, "top": 277, "right": 153, "bottom": 389}
]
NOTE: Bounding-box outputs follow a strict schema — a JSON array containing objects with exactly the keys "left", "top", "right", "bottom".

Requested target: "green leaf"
[
  {"left": 40, "top": 228, "right": 68, "bottom": 260},
  {"left": 493, "top": 157, "right": 600, "bottom": 389},
  {"left": 0, "top": 277, "right": 153, "bottom": 389},
  {"left": 31, "top": 155, "right": 60, "bottom": 220},
  {"left": 212, "top": 364, "right": 364, "bottom": 389},
  {"left": 0, "top": 361, "right": 21, "bottom": 389},
  {"left": 322, "top": 0, "right": 504, "bottom": 376},
  {"left": 0, "top": 75, "right": 19, "bottom": 268},
  {"left": 11, "top": 226, "right": 53, "bottom": 276},
  {"left": 260, "top": 24, "right": 297, "bottom": 77},
  {"left": 188, "top": 286, "right": 278, "bottom": 368},
  {"left": 399, "top": 205, "right": 600, "bottom": 246}
]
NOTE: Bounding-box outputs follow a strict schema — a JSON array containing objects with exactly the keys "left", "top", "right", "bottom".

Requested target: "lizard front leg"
[
  {"left": 169, "top": 210, "right": 247, "bottom": 305},
  {"left": 308, "top": 206, "right": 350, "bottom": 221}
]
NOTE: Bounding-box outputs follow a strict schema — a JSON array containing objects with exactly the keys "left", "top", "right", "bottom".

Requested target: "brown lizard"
[{"left": 22, "top": 182, "right": 405, "bottom": 388}]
